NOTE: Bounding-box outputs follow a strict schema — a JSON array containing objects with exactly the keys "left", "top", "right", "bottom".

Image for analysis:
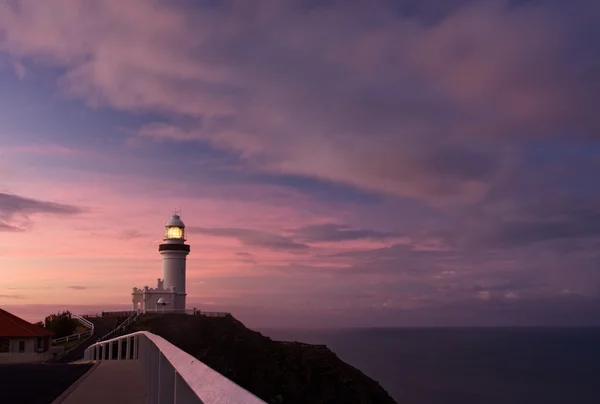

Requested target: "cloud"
[
  {"left": 471, "top": 193, "right": 600, "bottom": 248},
  {"left": 476, "top": 291, "right": 492, "bottom": 301},
  {"left": 0, "top": 192, "right": 84, "bottom": 231},
  {"left": 67, "top": 286, "right": 90, "bottom": 290},
  {"left": 234, "top": 251, "right": 257, "bottom": 264},
  {"left": 11, "top": 59, "right": 26, "bottom": 79},
  {"left": 291, "top": 223, "right": 398, "bottom": 243},
  {"left": 2, "top": 144, "right": 77, "bottom": 155},
  {"left": 0, "top": 192, "right": 83, "bottom": 218},
  {"left": 117, "top": 229, "right": 146, "bottom": 240},
  {"left": 1, "top": 0, "right": 597, "bottom": 207},
  {"left": 189, "top": 227, "right": 309, "bottom": 251},
  {"left": 0, "top": 294, "right": 25, "bottom": 299},
  {"left": 235, "top": 252, "right": 254, "bottom": 257},
  {"left": 190, "top": 222, "right": 404, "bottom": 253},
  {"left": 0, "top": 222, "right": 23, "bottom": 232}
]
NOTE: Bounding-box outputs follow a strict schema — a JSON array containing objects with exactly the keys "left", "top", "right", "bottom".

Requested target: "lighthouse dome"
[{"left": 166, "top": 214, "right": 185, "bottom": 227}]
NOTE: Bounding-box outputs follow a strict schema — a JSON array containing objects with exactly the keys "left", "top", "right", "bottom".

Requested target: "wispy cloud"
[
  {"left": 189, "top": 227, "right": 309, "bottom": 251},
  {"left": 0, "top": 192, "right": 84, "bottom": 217},
  {"left": 291, "top": 223, "right": 398, "bottom": 243},
  {"left": 0, "top": 222, "right": 23, "bottom": 232},
  {"left": 67, "top": 286, "right": 91, "bottom": 290},
  {"left": 0, "top": 192, "right": 85, "bottom": 231},
  {"left": 0, "top": 294, "right": 25, "bottom": 299},
  {"left": 2, "top": 144, "right": 77, "bottom": 155}
]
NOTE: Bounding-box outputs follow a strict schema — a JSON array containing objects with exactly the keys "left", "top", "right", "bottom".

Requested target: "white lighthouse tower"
[
  {"left": 160, "top": 213, "right": 190, "bottom": 310},
  {"left": 131, "top": 213, "right": 191, "bottom": 312}
]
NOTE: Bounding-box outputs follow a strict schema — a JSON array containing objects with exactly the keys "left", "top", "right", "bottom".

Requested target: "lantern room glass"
[{"left": 166, "top": 226, "right": 184, "bottom": 239}]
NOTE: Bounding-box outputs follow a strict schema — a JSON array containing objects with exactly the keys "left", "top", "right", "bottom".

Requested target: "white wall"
[
  {"left": 8, "top": 337, "right": 35, "bottom": 353},
  {"left": 1, "top": 338, "right": 46, "bottom": 363},
  {"left": 0, "top": 339, "right": 62, "bottom": 363}
]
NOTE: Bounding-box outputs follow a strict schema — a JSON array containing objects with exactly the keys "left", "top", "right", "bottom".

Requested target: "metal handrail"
[
  {"left": 84, "top": 331, "right": 266, "bottom": 403},
  {"left": 73, "top": 314, "right": 94, "bottom": 330},
  {"left": 52, "top": 329, "right": 93, "bottom": 344},
  {"left": 52, "top": 314, "right": 95, "bottom": 344},
  {"left": 96, "top": 310, "right": 141, "bottom": 342}
]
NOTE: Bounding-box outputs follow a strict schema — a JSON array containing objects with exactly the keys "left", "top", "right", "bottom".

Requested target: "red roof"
[{"left": 0, "top": 308, "right": 54, "bottom": 337}]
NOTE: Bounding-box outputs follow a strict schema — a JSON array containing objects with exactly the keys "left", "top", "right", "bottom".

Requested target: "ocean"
[{"left": 259, "top": 327, "right": 600, "bottom": 404}]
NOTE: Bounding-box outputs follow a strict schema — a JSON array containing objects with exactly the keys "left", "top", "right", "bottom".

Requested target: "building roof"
[{"left": 0, "top": 308, "right": 54, "bottom": 338}]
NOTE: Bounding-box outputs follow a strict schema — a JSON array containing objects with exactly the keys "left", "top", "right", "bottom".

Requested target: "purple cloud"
[
  {"left": 2, "top": 0, "right": 597, "bottom": 206},
  {"left": 291, "top": 223, "right": 398, "bottom": 243},
  {"left": 0, "top": 192, "right": 84, "bottom": 231},
  {"left": 189, "top": 227, "right": 310, "bottom": 251}
]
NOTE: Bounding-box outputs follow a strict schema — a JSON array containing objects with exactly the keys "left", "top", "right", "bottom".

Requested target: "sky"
[{"left": 0, "top": 0, "right": 599, "bottom": 328}]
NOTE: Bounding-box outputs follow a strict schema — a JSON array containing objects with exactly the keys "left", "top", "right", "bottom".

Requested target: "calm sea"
[{"left": 259, "top": 327, "right": 600, "bottom": 404}]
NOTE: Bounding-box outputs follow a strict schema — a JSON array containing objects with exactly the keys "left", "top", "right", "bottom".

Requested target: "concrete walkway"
[{"left": 54, "top": 360, "right": 147, "bottom": 404}]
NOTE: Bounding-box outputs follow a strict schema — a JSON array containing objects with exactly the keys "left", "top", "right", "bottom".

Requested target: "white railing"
[
  {"left": 52, "top": 330, "right": 93, "bottom": 344},
  {"left": 140, "top": 308, "right": 231, "bottom": 317},
  {"left": 84, "top": 331, "right": 266, "bottom": 404},
  {"left": 83, "top": 308, "right": 232, "bottom": 317},
  {"left": 73, "top": 314, "right": 94, "bottom": 330},
  {"left": 52, "top": 314, "right": 95, "bottom": 344}
]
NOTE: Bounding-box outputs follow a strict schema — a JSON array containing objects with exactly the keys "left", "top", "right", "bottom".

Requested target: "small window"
[
  {"left": 0, "top": 338, "right": 9, "bottom": 353},
  {"left": 18, "top": 340, "right": 25, "bottom": 352},
  {"left": 37, "top": 338, "right": 44, "bottom": 349}
]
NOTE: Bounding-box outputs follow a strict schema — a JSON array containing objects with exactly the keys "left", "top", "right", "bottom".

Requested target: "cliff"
[{"left": 124, "top": 313, "right": 396, "bottom": 404}]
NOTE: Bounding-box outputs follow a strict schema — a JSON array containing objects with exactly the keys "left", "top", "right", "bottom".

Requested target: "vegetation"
[
  {"left": 125, "top": 313, "right": 396, "bottom": 404},
  {"left": 43, "top": 311, "right": 78, "bottom": 338}
]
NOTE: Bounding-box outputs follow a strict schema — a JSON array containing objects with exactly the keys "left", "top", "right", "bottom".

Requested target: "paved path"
[{"left": 55, "top": 360, "right": 147, "bottom": 404}]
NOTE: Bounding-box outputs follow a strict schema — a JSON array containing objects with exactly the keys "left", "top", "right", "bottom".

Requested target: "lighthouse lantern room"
[{"left": 132, "top": 213, "right": 191, "bottom": 312}]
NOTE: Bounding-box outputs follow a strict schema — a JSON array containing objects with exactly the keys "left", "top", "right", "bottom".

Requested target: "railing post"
[
  {"left": 126, "top": 336, "right": 132, "bottom": 360},
  {"left": 108, "top": 341, "right": 113, "bottom": 360},
  {"left": 117, "top": 338, "right": 123, "bottom": 360},
  {"left": 150, "top": 341, "right": 157, "bottom": 404}
]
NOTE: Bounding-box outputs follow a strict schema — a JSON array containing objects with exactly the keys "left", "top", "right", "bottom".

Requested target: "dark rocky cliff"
[{"left": 124, "top": 313, "right": 396, "bottom": 404}]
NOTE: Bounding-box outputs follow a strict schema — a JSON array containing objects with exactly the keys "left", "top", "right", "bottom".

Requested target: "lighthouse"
[
  {"left": 160, "top": 213, "right": 190, "bottom": 310},
  {"left": 131, "top": 213, "right": 191, "bottom": 312}
]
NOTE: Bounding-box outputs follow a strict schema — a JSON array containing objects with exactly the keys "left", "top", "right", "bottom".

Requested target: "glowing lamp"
[
  {"left": 164, "top": 213, "right": 186, "bottom": 240},
  {"left": 166, "top": 226, "right": 183, "bottom": 239}
]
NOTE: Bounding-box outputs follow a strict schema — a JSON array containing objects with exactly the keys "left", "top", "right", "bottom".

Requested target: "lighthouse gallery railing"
[{"left": 84, "top": 331, "right": 266, "bottom": 404}]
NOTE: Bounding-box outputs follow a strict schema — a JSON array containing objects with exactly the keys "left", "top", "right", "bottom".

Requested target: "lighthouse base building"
[{"left": 132, "top": 214, "right": 190, "bottom": 312}]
